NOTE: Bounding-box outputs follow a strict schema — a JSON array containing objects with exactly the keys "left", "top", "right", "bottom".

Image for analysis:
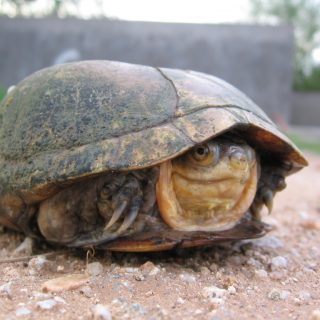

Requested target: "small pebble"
[
  {"left": 209, "top": 298, "right": 225, "bottom": 309},
  {"left": 298, "top": 291, "right": 311, "bottom": 302},
  {"left": 134, "top": 274, "right": 145, "bottom": 281},
  {"left": 179, "top": 273, "right": 196, "bottom": 283},
  {"left": 209, "top": 263, "right": 219, "bottom": 273},
  {"left": 54, "top": 296, "right": 66, "bottom": 304},
  {"left": 176, "top": 297, "right": 185, "bottom": 305},
  {"left": 145, "top": 290, "right": 154, "bottom": 297},
  {"left": 42, "top": 273, "right": 89, "bottom": 293},
  {"left": 92, "top": 304, "right": 112, "bottom": 320},
  {"left": 255, "top": 269, "right": 268, "bottom": 278},
  {"left": 0, "top": 282, "right": 12, "bottom": 298},
  {"left": 15, "top": 307, "right": 32, "bottom": 316},
  {"left": 270, "top": 256, "right": 288, "bottom": 271},
  {"left": 203, "top": 286, "right": 227, "bottom": 300},
  {"left": 199, "top": 266, "right": 211, "bottom": 275},
  {"left": 28, "top": 255, "right": 50, "bottom": 275},
  {"left": 32, "top": 291, "right": 52, "bottom": 300},
  {"left": 227, "top": 255, "right": 245, "bottom": 266},
  {"left": 227, "top": 286, "right": 237, "bottom": 295},
  {"left": 12, "top": 237, "right": 33, "bottom": 256},
  {"left": 80, "top": 285, "right": 93, "bottom": 298},
  {"left": 86, "top": 262, "right": 104, "bottom": 276},
  {"left": 254, "top": 236, "right": 283, "bottom": 249},
  {"left": 36, "top": 299, "right": 58, "bottom": 310},
  {"left": 123, "top": 267, "right": 139, "bottom": 273},
  {"left": 57, "top": 265, "right": 65, "bottom": 272},
  {"left": 140, "top": 261, "right": 160, "bottom": 276},
  {"left": 301, "top": 220, "right": 320, "bottom": 230},
  {"left": 269, "top": 271, "right": 287, "bottom": 281},
  {"left": 311, "top": 309, "right": 320, "bottom": 320},
  {"left": 131, "top": 303, "right": 145, "bottom": 315},
  {"left": 267, "top": 288, "right": 290, "bottom": 301},
  {"left": 246, "top": 257, "right": 262, "bottom": 268}
]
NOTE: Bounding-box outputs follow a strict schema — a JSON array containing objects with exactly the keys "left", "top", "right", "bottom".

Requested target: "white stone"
[
  {"left": 270, "top": 256, "right": 288, "bottom": 271},
  {"left": 36, "top": 299, "right": 58, "bottom": 310},
  {"left": 13, "top": 237, "right": 33, "bottom": 256},
  {"left": 54, "top": 296, "right": 66, "bottom": 304},
  {"left": 179, "top": 273, "right": 196, "bottom": 284},
  {"left": 92, "top": 304, "right": 112, "bottom": 320},
  {"left": 176, "top": 297, "right": 185, "bottom": 305},
  {"left": 15, "top": 307, "right": 32, "bottom": 316},
  {"left": 202, "top": 286, "right": 227, "bottom": 299},
  {"left": 148, "top": 266, "right": 160, "bottom": 276},
  {"left": 267, "top": 288, "right": 290, "bottom": 301},
  {"left": 0, "top": 282, "right": 12, "bottom": 297},
  {"left": 28, "top": 255, "right": 49, "bottom": 273},
  {"left": 254, "top": 236, "right": 284, "bottom": 249},
  {"left": 228, "top": 286, "right": 237, "bottom": 295},
  {"left": 298, "top": 291, "right": 311, "bottom": 301},
  {"left": 311, "top": 309, "right": 320, "bottom": 320},
  {"left": 255, "top": 269, "right": 268, "bottom": 278},
  {"left": 86, "top": 262, "right": 104, "bottom": 276}
]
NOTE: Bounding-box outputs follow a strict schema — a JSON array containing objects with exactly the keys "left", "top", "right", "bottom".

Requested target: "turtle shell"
[{"left": 0, "top": 60, "right": 307, "bottom": 203}]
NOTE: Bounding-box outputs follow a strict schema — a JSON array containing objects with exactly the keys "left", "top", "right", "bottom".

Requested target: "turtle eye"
[{"left": 192, "top": 144, "right": 210, "bottom": 161}]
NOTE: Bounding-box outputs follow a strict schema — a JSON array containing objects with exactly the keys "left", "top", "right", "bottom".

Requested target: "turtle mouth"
[
  {"left": 156, "top": 159, "right": 258, "bottom": 232},
  {"left": 173, "top": 172, "right": 237, "bottom": 184}
]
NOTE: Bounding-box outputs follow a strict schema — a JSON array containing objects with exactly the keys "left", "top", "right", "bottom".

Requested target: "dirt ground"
[{"left": 0, "top": 152, "right": 319, "bottom": 320}]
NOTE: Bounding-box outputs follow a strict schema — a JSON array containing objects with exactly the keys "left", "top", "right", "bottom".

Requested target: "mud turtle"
[{"left": 0, "top": 60, "right": 307, "bottom": 251}]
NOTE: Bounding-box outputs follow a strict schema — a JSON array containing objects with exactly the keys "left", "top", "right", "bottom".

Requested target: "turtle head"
[{"left": 156, "top": 137, "right": 259, "bottom": 231}]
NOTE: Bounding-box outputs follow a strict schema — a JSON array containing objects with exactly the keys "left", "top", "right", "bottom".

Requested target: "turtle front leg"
[
  {"left": 250, "top": 163, "right": 288, "bottom": 220},
  {"left": 69, "top": 174, "right": 144, "bottom": 247}
]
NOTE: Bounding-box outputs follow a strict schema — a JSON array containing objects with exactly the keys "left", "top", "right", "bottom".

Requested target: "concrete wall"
[
  {"left": 0, "top": 17, "right": 294, "bottom": 121},
  {"left": 292, "top": 92, "right": 320, "bottom": 126}
]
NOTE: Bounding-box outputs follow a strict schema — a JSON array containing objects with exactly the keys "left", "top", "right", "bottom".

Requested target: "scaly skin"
[{"left": 32, "top": 137, "right": 263, "bottom": 248}]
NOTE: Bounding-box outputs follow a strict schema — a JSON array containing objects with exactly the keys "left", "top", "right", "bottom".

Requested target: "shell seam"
[{"left": 155, "top": 67, "right": 180, "bottom": 110}]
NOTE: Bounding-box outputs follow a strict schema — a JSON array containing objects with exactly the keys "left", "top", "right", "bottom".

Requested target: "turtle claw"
[
  {"left": 262, "top": 189, "right": 273, "bottom": 214},
  {"left": 116, "top": 196, "right": 142, "bottom": 234},
  {"left": 69, "top": 174, "right": 143, "bottom": 247},
  {"left": 104, "top": 201, "right": 128, "bottom": 230},
  {"left": 250, "top": 186, "right": 274, "bottom": 220}
]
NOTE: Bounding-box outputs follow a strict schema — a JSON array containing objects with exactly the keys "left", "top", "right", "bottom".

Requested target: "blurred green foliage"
[
  {"left": 294, "top": 66, "right": 320, "bottom": 91},
  {"left": 287, "top": 132, "right": 320, "bottom": 153},
  {"left": 250, "top": 0, "right": 320, "bottom": 91},
  {"left": 0, "top": 85, "right": 6, "bottom": 102}
]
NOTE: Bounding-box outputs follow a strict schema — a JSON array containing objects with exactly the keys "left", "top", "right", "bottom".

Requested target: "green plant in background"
[
  {"left": 287, "top": 132, "right": 320, "bottom": 154},
  {"left": 0, "top": 85, "right": 6, "bottom": 102},
  {"left": 251, "top": 0, "right": 320, "bottom": 91},
  {"left": 294, "top": 66, "right": 320, "bottom": 91}
]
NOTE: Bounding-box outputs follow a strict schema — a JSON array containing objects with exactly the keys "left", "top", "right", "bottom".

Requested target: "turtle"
[{"left": 0, "top": 60, "right": 307, "bottom": 252}]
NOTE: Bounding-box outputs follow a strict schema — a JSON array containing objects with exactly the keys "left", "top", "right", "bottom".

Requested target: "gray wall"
[
  {"left": 0, "top": 17, "right": 294, "bottom": 121},
  {"left": 292, "top": 92, "right": 320, "bottom": 126}
]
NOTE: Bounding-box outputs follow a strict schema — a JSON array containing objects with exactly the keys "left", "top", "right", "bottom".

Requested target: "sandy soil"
[{"left": 0, "top": 153, "right": 319, "bottom": 320}]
